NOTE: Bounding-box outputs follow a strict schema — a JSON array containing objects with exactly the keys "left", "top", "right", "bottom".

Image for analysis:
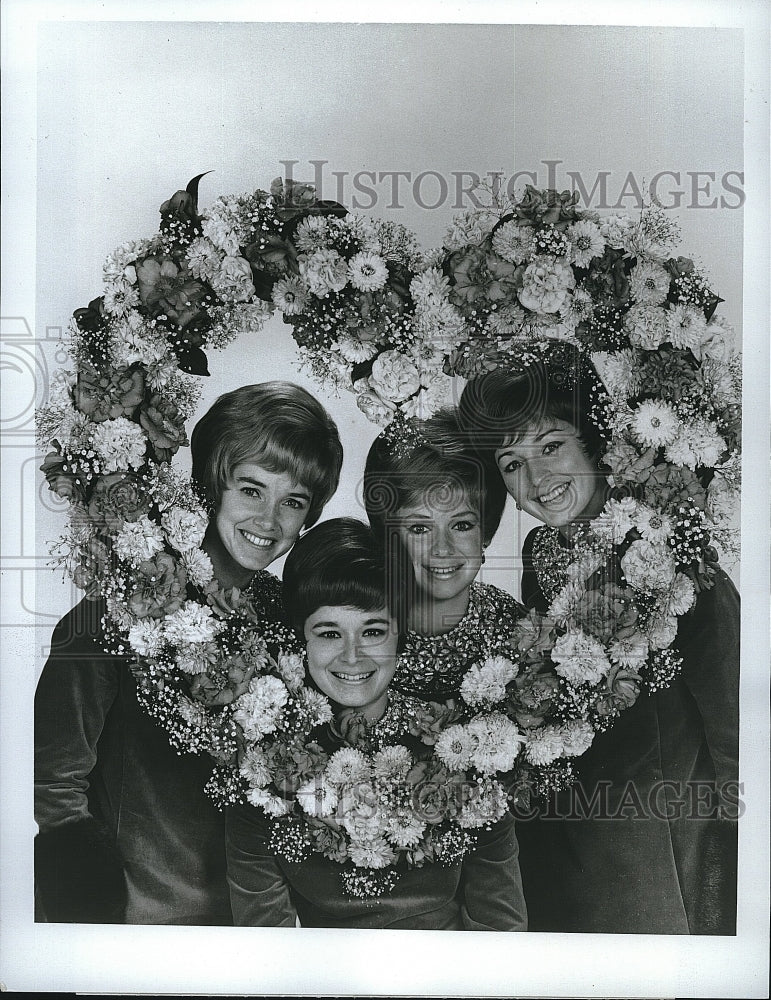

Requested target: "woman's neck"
[
  {"left": 202, "top": 525, "right": 254, "bottom": 590},
  {"left": 557, "top": 483, "right": 610, "bottom": 541},
  {"left": 408, "top": 586, "right": 472, "bottom": 637}
]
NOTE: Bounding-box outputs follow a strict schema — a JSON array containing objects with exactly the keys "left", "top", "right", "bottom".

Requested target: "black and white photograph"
[{"left": 1, "top": 1, "right": 769, "bottom": 996}]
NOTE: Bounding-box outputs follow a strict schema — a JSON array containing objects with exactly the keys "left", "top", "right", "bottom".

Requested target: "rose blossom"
[{"left": 139, "top": 394, "right": 188, "bottom": 462}]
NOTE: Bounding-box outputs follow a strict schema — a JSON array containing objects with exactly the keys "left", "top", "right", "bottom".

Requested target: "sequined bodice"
[{"left": 393, "top": 583, "right": 526, "bottom": 701}]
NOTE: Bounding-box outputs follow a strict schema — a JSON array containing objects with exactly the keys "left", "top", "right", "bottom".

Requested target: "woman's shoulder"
[
  {"left": 471, "top": 581, "right": 527, "bottom": 621},
  {"left": 247, "top": 570, "right": 285, "bottom": 622},
  {"left": 50, "top": 596, "right": 110, "bottom": 650}
]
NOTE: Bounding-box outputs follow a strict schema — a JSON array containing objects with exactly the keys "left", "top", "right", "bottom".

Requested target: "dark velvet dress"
[
  {"left": 515, "top": 527, "right": 740, "bottom": 935},
  {"left": 34, "top": 574, "right": 282, "bottom": 925},
  {"left": 226, "top": 803, "right": 527, "bottom": 930}
]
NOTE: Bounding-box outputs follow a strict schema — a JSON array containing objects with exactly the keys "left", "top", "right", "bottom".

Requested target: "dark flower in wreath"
[
  {"left": 638, "top": 349, "right": 696, "bottom": 403},
  {"left": 87, "top": 472, "right": 150, "bottom": 533},
  {"left": 139, "top": 393, "right": 188, "bottom": 462},
  {"left": 159, "top": 189, "right": 201, "bottom": 238},
  {"left": 643, "top": 463, "right": 707, "bottom": 514},
  {"left": 270, "top": 175, "right": 316, "bottom": 209},
  {"left": 72, "top": 536, "right": 111, "bottom": 599},
  {"left": 243, "top": 233, "right": 298, "bottom": 277},
  {"left": 513, "top": 185, "right": 581, "bottom": 226},
  {"left": 407, "top": 760, "right": 465, "bottom": 824},
  {"left": 603, "top": 440, "right": 658, "bottom": 485},
  {"left": 135, "top": 255, "right": 209, "bottom": 328},
  {"left": 73, "top": 297, "right": 107, "bottom": 336},
  {"left": 447, "top": 243, "right": 521, "bottom": 306},
  {"left": 509, "top": 667, "right": 560, "bottom": 727},
  {"left": 329, "top": 708, "right": 369, "bottom": 747},
  {"left": 407, "top": 700, "right": 462, "bottom": 745},
  {"left": 513, "top": 610, "right": 558, "bottom": 660},
  {"left": 127, "top": 552, "right": 187, "bottom": 619},
  {"left": 305, "top": 815, "right": 348, "bottom": 863},
  {"left": 267, "top": 741, "right": 327, "bottom": 797},
  {"left": 574, "top": 585, "right": 637, "bottom": 643},
  {"left": 595, "top": 664, "right": 642, "bottom": 717},
  {"left": 40, "top": 451, "right": 88, "bottom": 506},
  {"left": 667, "top": 256, "right": 695, "bottom": 280},
  {"left": 73, "top": 361, "right": 145, "bottom": 423}
]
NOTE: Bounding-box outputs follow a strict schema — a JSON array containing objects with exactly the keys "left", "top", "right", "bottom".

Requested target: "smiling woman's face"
[
  {"left": 304, "top": 605, "right": 399, "bottom": 721},
  {"left": 210, "top": 461, "right": 311, "bottom": 579},
  {"left": 494, "top": 419, "right": 606, "bottom": 529},
  {"left": 394, "top": 488, "right": 483, "bottom": 604}
]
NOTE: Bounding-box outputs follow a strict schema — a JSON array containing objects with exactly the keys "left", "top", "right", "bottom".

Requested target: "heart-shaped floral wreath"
[{"left": 38, "top": 173, "right": 741, "bottom": 896}]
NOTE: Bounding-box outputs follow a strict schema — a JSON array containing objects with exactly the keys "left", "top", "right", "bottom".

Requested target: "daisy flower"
[
  {"left": 567, "top": 219, "right": 604, "bottom": 267},
  {"left": 347, "top": 251, "right": 388, "bottom": 291}
]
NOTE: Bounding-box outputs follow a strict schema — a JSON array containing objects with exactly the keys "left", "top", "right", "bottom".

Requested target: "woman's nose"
[
  {"left": 253, "top": 499, "right": 279, "bottom": 530},
  {"left": 431, "top": 526, "right": 454, "bottom": 556},
  {"left": 340, "top": 636, "right": 359, "bottom": 665}
]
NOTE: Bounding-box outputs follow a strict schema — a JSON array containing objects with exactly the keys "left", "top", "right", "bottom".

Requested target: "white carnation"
[
  {"left": 524, "top": 725, "right": 565, "bottom": 765},
  {"left": 551, "top": 629, "right": 612, "bottom": 686},
  {"left": 369, "top": 350, "right": 421, "bottom": 403},
  {"left": 180, "top": 548, "right": 215, "bottom": 588},
  {"left": 298, "top": 248, "right": 349, "bottom": 297},
  {"left": 128, "top": 618, "right": 165, "bottom": 657},
  {"left": 460, "top": 655, "right": 518, "bottom": 707},
  {"left": 163, "top": 601, "right": 220, "bottom": 645},
  {"left": 232, "top": 675, "right": 289, "bottom": 740},
  {"left": 559, "top": 719, "right": 595, "bottom": 757},
  {"left": 467, "top": 713, "right": 524, "bottom": 775},
  {"left": 113, "top": 515, "right": 165, "bottom": 565},
  {"left": 625, "top": 303, "right": 669, "bottom": 351},
  {"left": 161, "top": 507, "right": 208, "bottom": 553},
  {"left": 90, "top": 417, "right": 147, "bottom": 472},
  {"left": 621, "top": 540, "right": 676, "bottom": 593}
]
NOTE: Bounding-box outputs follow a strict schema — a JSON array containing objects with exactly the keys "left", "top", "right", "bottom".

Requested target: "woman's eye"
[
  {"left": 503, "top": 459, "right": 522, "bottom": 474},
  {"left": 317, "top": 630, "right": 341, "bottom": 640},
  {"left": 242, "top": 487, "right": 262, "bottom": 499},
  {"left": 543, "top": 441, "right": 562, "bottom": 456},
  {"left": 283, "top": 497, "right": 307, "bottom": 510},
  {"left": 362, "top": 628, "right": 386, "bottom": 638},
  {"left": 453, "top": 520, "right": 477, "bottom": 532},
  {"left": 407, "top": 524, "right": 430, "bottom": 535}
]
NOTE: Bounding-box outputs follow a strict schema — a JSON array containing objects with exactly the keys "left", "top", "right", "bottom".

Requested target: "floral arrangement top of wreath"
[{"left": 38, "top": 173, "right": 740, "bottom": 893}]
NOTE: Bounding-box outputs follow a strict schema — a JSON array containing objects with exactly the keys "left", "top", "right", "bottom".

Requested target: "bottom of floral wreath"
[{"left": 203, "top": 759, "right": 587, "bottom": 900}]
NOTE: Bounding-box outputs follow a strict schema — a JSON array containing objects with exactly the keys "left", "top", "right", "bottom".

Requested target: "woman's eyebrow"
[
  {"left": 533, "top": 426, "right": 564, "bottom": 440},
  {"left": 311, "top": 621, "right": 341, "bottom": 629}
]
